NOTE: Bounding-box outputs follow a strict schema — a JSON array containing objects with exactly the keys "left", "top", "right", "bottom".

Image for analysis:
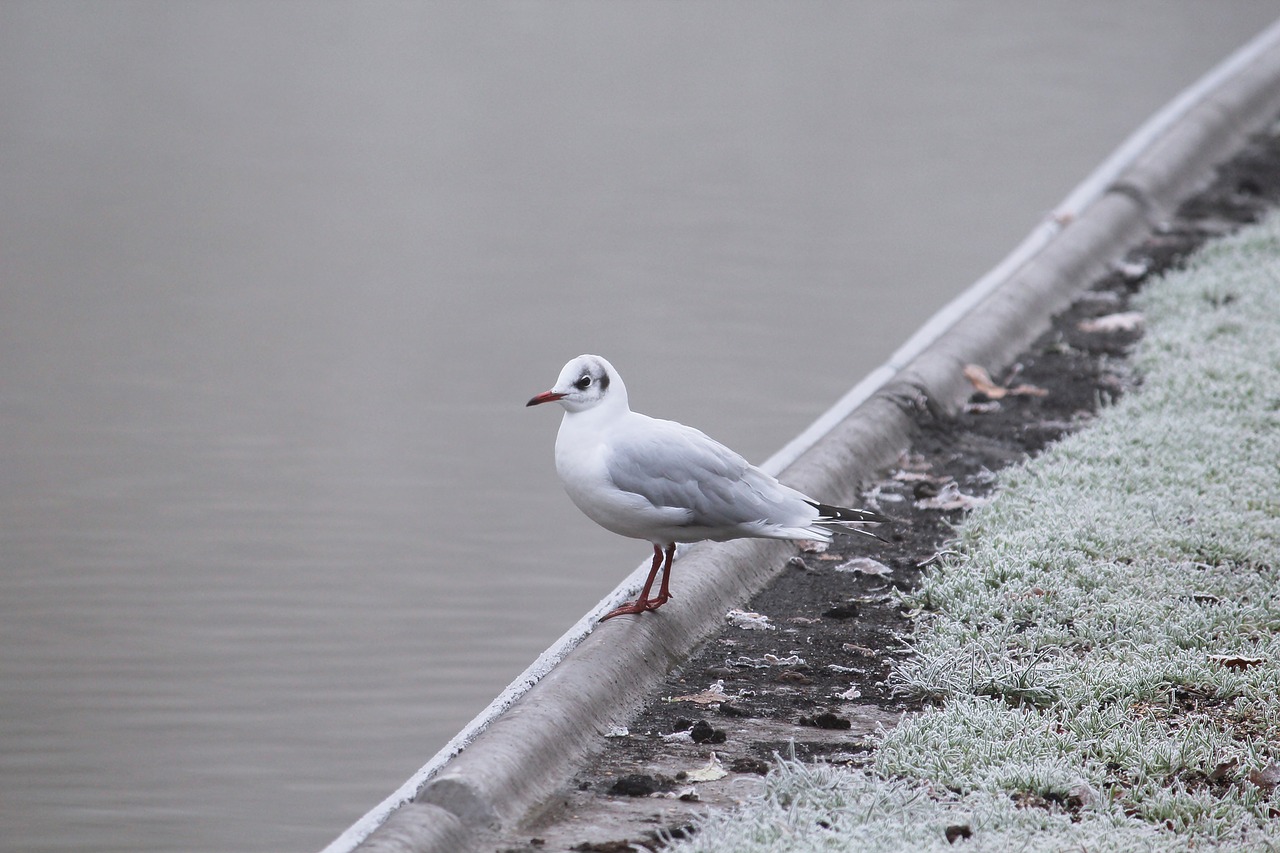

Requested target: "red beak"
[{"left": 526, "top": 390, "right": 566, "bottom": 407}]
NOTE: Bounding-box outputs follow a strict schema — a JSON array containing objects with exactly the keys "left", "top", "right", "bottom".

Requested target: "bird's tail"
[{"left": 807, "top": 501, "right": 892, "bottom": 541}]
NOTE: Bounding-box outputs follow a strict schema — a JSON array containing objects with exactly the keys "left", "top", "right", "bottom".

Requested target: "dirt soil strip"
[{"left": 487, "top": 118, "right": 1280, "bottom": 853}]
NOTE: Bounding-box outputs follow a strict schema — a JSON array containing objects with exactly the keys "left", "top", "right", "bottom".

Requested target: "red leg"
[
  {"left": 600, "top": 544, "right": 671, "bottom": 621},
  {"left": 645, "top": 544, "right": 677, "bottom": 610}
]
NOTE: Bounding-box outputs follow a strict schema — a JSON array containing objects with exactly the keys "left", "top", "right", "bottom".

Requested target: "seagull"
[{"left": 527, "top": 354, "right": 889, "bottom": 622}]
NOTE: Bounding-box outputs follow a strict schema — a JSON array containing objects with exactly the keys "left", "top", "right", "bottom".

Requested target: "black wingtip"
[{"left": 807, "top": 501, "right": 893, "bottom": 526}]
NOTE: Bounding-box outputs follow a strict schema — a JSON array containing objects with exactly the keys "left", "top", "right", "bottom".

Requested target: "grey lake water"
[{"left": 2, "top": 3, "right": 1277, "bottom": 850}]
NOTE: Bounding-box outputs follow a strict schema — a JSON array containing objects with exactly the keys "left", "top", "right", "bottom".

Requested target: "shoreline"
[
  {"left": 490, "top": 116, "right": 1280, "bottom": 853},
  {"left": 336, "top": 21, "right": 1280, "bottom": 853}
]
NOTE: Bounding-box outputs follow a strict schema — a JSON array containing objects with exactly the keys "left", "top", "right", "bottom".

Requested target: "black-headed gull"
[{"left": 527, "top": 354, "right": 888, "bottom": 621}]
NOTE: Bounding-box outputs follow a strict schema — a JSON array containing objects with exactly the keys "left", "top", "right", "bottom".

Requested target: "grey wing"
[{"left": 604, "top": 417, "right": 788, "bottom": 531}]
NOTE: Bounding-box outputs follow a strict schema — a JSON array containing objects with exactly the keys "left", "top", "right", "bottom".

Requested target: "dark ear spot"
[{"left": 599, "top": 371, "right": 610, "bottom": 391}]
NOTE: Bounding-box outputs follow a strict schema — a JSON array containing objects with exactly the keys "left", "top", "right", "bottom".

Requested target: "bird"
[{"left": 527, "top": 354, "right": 889, "bottom": 622}]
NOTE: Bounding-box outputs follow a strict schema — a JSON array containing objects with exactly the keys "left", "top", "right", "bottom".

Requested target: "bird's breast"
[{"left": 553, "top": 418, "right": 688, "bottom": 542}]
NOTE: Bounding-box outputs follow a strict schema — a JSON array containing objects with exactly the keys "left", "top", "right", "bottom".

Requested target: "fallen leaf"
[
  {"left": 896, "top": 451, "right": 930, "bottom": 472},
  {"left": 834, "top": 557, "right": 892, "bottom": 576},
  {"left": 671, "top": 680, "right": 730, "bottom": 705},
  {"left": 1113, "top": 259, "right": 1150, "bottom": 281},
  {"left": 963, "top": 364, "right": 1007, "bottom": 398},
  {"left": 963, "top": 364, "right": 1049, "bottom": 400},
  {"left": 1247, "top": 763, "right": 1280, "bottom": 791},
  {"left": 726, "top": 656, "right": 772, "bottom": 670},
  {"left": 894, "top": 470, "right": 947, "bottom": 483},
  {"left": 915, "top": 481, "right": 989, "bottom": 511},
  {"left": 684, "top": 752, "right": 728, "bottom": 783},
  {"left": 1208, "top": 757, "right": 1239, "bottom": 782},
  {"left": 1067, "top": 783, "right": 1095, "bottom": 808},
  {"left": 1078, "top": 311, "right": 1144, "bottom": 333},
  {"left": 652, "top": 785, "right": 699, "bottom": 800},
  {"left": 1208, "top": 654, "right": 1266, "bottom": 671},
  {"left": 786, "top": 556, "right": 816, "bottom": 572},
  {"left": 726, "top": 609, "right": 776, "bottom": 631}
]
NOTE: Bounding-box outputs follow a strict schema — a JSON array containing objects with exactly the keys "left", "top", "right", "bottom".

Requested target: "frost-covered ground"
[{"left": 667, "top": 213, "right": 1280, "bottom": 851}]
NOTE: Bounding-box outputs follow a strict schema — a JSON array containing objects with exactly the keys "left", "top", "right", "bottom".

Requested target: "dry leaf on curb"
[
  {"left": 963, "top": 364, "right": 1048, "bottom": 399},
  {"left": 915, "top": 481, "right": 989, "bottom": 511},
  {"left": 653, "top": 786, "right": 699, "bottom": 801},
  {"left": 726, "top": 609, "right": 776, "bottom": 630},
  {"left": 834, "top": 557, "right": 893, "bottom": 576},
  {"left": 894, "top": 470, "right": 946, "bottom": 483},
  {"left": 964, "top": 364, "right": 1007, "bottom": 398},
  {"left": 1078, "top": 311, "right": 1144, "bottom": 333},
  {"left": 684, "top": 753, "right": 728, "bottom": 783},
  {"left": 1113, "top": 260, "right": 1150, "bottom": 281},
  {"left": 671, "top": 680, "right": 730, "bottom": 705},
  {"left": 896, "top": 452, "right": 930, "bottom": 472},
  {"left": 963, "top": 364, "right": 1006, "bottom": 397}
]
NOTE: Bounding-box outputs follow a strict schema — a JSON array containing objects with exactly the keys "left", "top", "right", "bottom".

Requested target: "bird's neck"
[{"left": 560, "top": 398, "right": 630, "bottom": 434}]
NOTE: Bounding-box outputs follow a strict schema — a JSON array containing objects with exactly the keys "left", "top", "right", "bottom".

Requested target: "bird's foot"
[{"left": 599, "top": 594, "right": 670, "bottom": 622}]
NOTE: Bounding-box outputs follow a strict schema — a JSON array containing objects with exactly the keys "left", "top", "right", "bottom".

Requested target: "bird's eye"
[{"left": 574, "top": 374, "right": 592, "bottom": 390}]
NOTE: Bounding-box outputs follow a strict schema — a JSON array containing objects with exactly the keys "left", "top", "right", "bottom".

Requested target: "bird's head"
[{"left": 526, "top": 354, "right": 627, "bottom": 414}]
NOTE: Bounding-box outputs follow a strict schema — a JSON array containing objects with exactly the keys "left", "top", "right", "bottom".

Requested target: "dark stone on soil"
[
  {"left": 798, "top": 712, "right": 852, "bottom": 730},
  {"left": 822, "top": 602, "right": 859, "bottom": 619},
  {"left": 946, "top": 824, "right": 974, "bottom": 843},
  {"left": 571, "top": 842, "right": 638, "bottom": 853},
  {"left": 689, "top": 720, "right": 726, "bottom": 744},
  {"left": 912, "top": 480, "right": 941, "bottom": 499},
  {"left": 775, "top": 670, "right": 812, "bottom": 685},
  {"left": 729, "top": 756, "right": 771, "bottom": 775},
  {"left": 607, "top": 774, "right": 670, "bottom": 797}
]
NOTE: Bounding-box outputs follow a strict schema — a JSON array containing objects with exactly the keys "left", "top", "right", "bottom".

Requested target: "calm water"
[{"left": 2, "top": 3, "right": 1276, "bottom": 850}]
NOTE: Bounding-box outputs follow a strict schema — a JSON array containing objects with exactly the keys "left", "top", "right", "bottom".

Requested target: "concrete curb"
[{"left": 330, "top": 17, "right": 1280, "bottom": 853}]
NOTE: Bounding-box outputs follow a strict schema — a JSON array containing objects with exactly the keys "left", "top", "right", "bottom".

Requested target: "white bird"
[{"left": 527, "top": 354, "right": 889, "bottom": 621}]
